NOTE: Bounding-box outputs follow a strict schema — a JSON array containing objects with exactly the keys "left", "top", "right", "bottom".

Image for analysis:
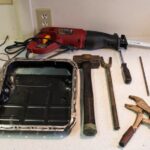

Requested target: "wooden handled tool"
[
  {"left": 73, "top": 54, "right": 100, "bottom": 136},
  {"left": 119, "top": 95, "right": 150, "bottom": 147}
]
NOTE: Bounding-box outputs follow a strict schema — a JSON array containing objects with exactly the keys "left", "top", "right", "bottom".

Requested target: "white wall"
[
  {"left": 0, "top": 0, "right": 33, "bottom": 40},
  {"left": 16, "top": 0, "right": 33, "bottom": 39},
  {"left": 1, "top": 0, "right": 150, "bottom": 40},
  {"left": 30, "top": 0, "right": 150, "bottom": 37},
  {"left": 0, "top": 0, "right": 19, "bottom": 39}
]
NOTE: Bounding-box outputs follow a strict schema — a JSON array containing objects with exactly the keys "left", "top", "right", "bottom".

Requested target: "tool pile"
[{"left": 0, "top": 27, "right": 150, "bottom": 147}]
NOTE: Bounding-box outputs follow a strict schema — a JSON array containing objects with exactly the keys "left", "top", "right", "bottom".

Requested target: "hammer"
[{"left": 73, "top": 54, "right": 100, "bottom": 136}]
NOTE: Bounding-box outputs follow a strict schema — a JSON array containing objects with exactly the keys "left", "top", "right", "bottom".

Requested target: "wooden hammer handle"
[
  {"left": 119, "top": 126, "right": 136, "bottom": 147},
  {"left": 82, "top": 62, "right": 97, "bottom": 136}
]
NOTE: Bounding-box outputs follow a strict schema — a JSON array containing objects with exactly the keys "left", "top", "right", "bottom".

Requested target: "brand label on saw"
[{"left": 58, "top": 28, "right": 73, "bottom": 35}]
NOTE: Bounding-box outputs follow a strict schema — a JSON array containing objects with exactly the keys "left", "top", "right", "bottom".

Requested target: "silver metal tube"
[
  {"left": 119, "top": 48, "right": 124, "bottom": 63},
  {"left": 128, "top": 40, "right": 150, "bottom": 49}
]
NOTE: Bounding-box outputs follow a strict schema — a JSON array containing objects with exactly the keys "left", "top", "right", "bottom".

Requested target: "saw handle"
[
  {"left": 119, "top": 126, "right": 136, "bottom": 147},
  {"left": 85, "top": 31, "right": 128, "bottom": 50},
  {"left": 121, "top": 63, "right": 132, "bottom": 84}
]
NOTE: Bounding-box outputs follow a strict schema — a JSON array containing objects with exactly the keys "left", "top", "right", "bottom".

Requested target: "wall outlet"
[{"left": 36, "top": 8, "right": 52, "bottom": 31}]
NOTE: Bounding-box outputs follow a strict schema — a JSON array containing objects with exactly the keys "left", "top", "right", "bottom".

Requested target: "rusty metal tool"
[
  {"left": 100, "top": 57, "right": 120, "bottom": 130},
  {"left": 139, "top": 56, "right": 149, "bottom": 96},
  {"left": 119, "top": 95, "right": 150, "bottom": 147},
  {"left": 73, "top": 54, "right": 100, "bottom": 136}
]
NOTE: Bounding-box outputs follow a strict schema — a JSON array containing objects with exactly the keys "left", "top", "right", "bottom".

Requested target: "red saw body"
[
  {"left": 27, "top": 27, "right": 87, "bottom": 54},
  {"left": 27, "top": 27, "right": 127, "bottom": 54}
]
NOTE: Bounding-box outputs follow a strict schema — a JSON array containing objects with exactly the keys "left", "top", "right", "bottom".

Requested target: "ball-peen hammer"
[{"left": 73, "top": 54, "right": 100, "bottom": 136}]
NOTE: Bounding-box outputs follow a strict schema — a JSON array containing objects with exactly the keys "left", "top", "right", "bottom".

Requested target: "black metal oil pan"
[{"left": 0, "top": 58, "right": 77, "bottom": 135}]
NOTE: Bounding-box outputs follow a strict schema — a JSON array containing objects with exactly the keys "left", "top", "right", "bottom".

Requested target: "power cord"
[
  {"left": 0, "top": 53, "right": 10, "bottom": 61},
  {"left": 0, "top": 35, "right": 10, "bottom": 61},
  {"left": 46, "top": 46, "right": 76, "bottom": 59},
  {"left": 4, "top": 37, "right": 76, "bottom": 60},
  {"left": 0, "top": 35, "right": 9, "bottom": 47},
  {"left": 4, "top": 38, "right": 34, "bottom": 59},
  {"left": 4, "top": 37, "right": 55, "bottom": 59}
]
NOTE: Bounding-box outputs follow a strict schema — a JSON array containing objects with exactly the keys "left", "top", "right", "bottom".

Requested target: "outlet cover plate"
[{"left": 36, "top": 8, "right": 51, "bottom": 31}]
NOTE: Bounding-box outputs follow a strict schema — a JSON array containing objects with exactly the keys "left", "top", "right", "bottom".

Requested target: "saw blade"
[{"left": 128, "top": 40, "right": 150, "bottom": 49}]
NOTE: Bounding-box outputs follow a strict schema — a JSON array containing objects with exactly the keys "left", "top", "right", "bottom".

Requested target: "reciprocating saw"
[
  {"left": 27, "top": 27, "right": 150, "bottom": 53},
  {"left": 27, "top": 27, "right": 128, "bottom": 53}
]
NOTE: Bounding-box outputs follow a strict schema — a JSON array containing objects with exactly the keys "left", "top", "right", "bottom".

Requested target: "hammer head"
[{"left": 73, "top": 54, "right": 100, "bottom": 69}]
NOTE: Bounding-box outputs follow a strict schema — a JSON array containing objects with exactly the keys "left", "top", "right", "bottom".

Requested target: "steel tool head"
[
  {"left": 73, "top": 54, "right": 100, "bottom": 69},
  {"left": 125, "top": 104, "right": 143, "bottom": 113},
  {"left": 100, "top": 57, "right": 112, "bottom": 68},
  {"left": 142, "top": 118, "right": 150, "bottom": 125},
  {"left": 129, "top": 95, "right": 150, "bottom": 114},
  {"left": 125, "top": 96, "right": 150, "bottom": 126}
]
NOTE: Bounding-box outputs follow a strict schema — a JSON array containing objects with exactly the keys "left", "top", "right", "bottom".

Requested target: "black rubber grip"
[
  {"left": 121, "top": 63, "right": 132, "bottom": 84},
  {"left": 85, "top": 31, "right": 119, "bottom": 50}
]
